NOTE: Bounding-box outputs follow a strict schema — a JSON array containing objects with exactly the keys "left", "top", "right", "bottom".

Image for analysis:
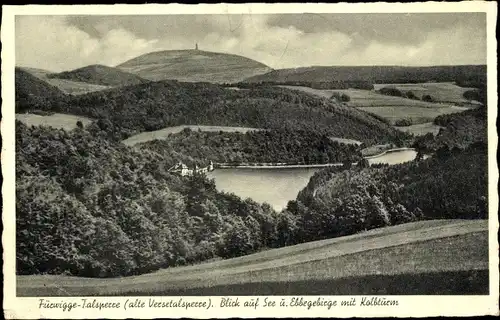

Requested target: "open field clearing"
[
  {"left": 17, "top": 219, "right": 488, "bottom": 296},
  {"left": 358, "top": 106, "right": 467, "bottom": 125},
  {"left": 122, "top": 125, "right": 265, "bottom": 146},
  {"left": 279, "top": 85, "right": 334, "bottom": 99},
  {"left": 373, "top": 82, "right": 481, "bottom": 105},
  {"left": 278, "top": 86, "right": 470, "bottom": 124},
  {"left": 19, "top": 67, "right": 110, "bottom": 95},
  {"left": 329, "top": 137, "right": 363, "bottom": 145},
  {"left": 361, "top": 144, "right": 396, "bottom": 156},
  {"left": 16, "top": 113, "right": 93, "bottom": 130},
  {"left": 395, "top": 122, "right": 443, "bottom": 136},
  {"left": 280, "top": 85, "right": 447, "bottom": 108}
]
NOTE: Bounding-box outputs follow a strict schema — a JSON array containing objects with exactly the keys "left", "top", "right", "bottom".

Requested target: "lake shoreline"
[{"left": 215, "top": 147, "right": 416, "bottom": 169}]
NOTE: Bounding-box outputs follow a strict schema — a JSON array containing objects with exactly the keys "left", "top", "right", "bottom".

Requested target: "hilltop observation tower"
[{"left": 195, "top": 43, "right": 199, "bottom": 50}]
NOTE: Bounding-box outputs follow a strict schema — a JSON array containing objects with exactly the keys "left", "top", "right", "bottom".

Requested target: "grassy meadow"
[
  {"left": 373, "top": 82, "right": 482, "bottom": 105},
  {"left": 395, "top": 122, "right": 443, "bottom": 136},
  {"left": 16, "top": 113, "right": 93, "bottom": 130},
  {"left": 19, "top": 67, "right": 110, "bottom": 95},
  {"left": 329, "top": 137, "right": 363, "bottom": 145},
  {"left": 358, "top": 105, "right": 467, "bottom": 125},
  {"left": 17, "top": 219, "right": 488, "bottom": 296},
  {"left": 279, "top": 85, "right": 471, "bottom": 125}
]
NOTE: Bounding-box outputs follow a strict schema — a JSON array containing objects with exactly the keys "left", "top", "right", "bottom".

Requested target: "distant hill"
[
  {"left": 47, "top": 64, "right": 150, "bottom": 87},
  {"left": 117, "top": 49, "right": 272, "bottom": 83},
  {"left": 15, "top": 68, "right": 69, "bottom": 112},
  {"left": 18, "top": 67, "right": 111, "bottom": 95},
  {"left": 244, "top": 65, "right": 487, "bottom": 86}
]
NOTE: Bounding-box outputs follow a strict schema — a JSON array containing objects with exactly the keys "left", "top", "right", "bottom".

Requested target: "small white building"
[{"left": 168, "top": 161, "right": 214, "bottom": 176}]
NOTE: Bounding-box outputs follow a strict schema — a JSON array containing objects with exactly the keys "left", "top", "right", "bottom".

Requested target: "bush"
[
  {"left": 330, "top": 92, "right": 351, "bottom": 102},
  {"left": 422, "top": 94, "right": 435, "bottom": 102},
  {"left": 31, "top": 110, "right": 56, "bottom": 116},
  {"left": 405, "top": 91, "right": 419, "bottom": 100},
  {"left": 378, "top": 87, "right": 403, "bottom": 97},
  {"left": 463, "top": 90, "right": 480, "bottom": 101},
  {"left": 394, "top": 118, "right": 413, "bottom": 127}
]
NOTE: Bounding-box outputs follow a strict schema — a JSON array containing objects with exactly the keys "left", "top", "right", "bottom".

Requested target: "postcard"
[{"left": 2, "top": 2, "right": 498, "bottom": 318}]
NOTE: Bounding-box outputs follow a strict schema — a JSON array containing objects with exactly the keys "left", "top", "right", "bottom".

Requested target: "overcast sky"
[{"left": 15, "top": 13, "right": 486, "bottom": 72}]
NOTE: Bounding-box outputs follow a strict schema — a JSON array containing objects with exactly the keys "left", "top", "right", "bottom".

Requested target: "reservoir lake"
[{"left": 207, "top": 149, "right": 418, "bottom": 211}]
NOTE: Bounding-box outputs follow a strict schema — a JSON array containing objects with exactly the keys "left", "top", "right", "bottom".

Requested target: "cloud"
[
  {"left": 15, "top": 16, "right": 159, "bottom": 71},
  {"left": 16, "top": 14, "right": 486, "bottom": 72}
]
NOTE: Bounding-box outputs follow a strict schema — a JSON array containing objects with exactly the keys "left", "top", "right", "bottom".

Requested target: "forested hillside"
[
  {"left": 15, "top": 103, "right": 488, "bottom": 279},
  {"left": 139, "top": 128, "right": 362, "bottom": 166},
  {"left": 285, "top": 143, "right": 487, "bottom": 244},
  {"left": 16, "top": 122, "right": 297, "bottom": 277},
  {"left": 15, "top": 74, "right": 407, "bottom": 145},
  {"left": 244, "top": 65, "right": 486, "bottom": 85},
  {"left": 15, "top": 61, "right": 488, "bottom": 281},
  {"left": 413, "top": 107, "right": 487, "bottom": 152},
  {"left": 15, "top": 68, "right": 69, "bottom": 112},
  {"left": 47, "top": 64, "right": 150, "bottom": 87}
]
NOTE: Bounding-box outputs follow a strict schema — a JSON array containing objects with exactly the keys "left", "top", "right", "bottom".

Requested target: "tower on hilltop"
[{"left": 195, "top": 43, "right": 199, "bottom": 50}]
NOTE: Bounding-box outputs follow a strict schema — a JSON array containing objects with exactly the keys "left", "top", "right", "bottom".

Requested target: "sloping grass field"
[
  {"left": 395, "top": 122, "right": 443, "bottom": 136},
  {"left": 16, "top": 113, "right": 93, "bottom": 130},
  {"left": 122, "top": 125, "right": 265, "bottom": 146},
  {"left": 279, "top": 86, "right": 470, "bottom": 125},
  {"left": 17, "top": 219, "right": 489, "bottom": 296},
  {"left": 373, "top": 82, "right": 481, "bottom": 105},
  {"left": 124, "top": 125, "right": 363, "bottom": 147},
  {"left": 19, "top": 67, "right": 110, "bottom": 95}
]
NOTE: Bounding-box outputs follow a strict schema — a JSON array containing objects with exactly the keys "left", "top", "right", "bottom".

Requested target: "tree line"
[
  {"left": 413, "top": 107, "right": 486, "bottom": 153},
  {"left": 15, "top": 68, "right": 406, "bottom": 146},
  {"left": 16, "top": 122, "right": 298, "bottom": 277},
  {"left": 282, "top": 142, "right": 487, "bottom": 244},
  {"left": 139, "top": 128, "right": 362, "bottom": 166},
  {"left": 232, "top": 80, "right": 374, "bottom": 90}
]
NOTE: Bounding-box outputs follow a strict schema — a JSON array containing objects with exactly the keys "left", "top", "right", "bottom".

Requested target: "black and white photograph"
[{"left": 2, "top": 2, "right": 498, "bottom": 318}]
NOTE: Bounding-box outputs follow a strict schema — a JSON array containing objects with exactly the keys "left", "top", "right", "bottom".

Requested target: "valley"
[
  {"left": 207, "top": 148, "right": 417, "bottom": 211},
  {"left": 14, "top": 44, "right": 490, "bottom": 297}
]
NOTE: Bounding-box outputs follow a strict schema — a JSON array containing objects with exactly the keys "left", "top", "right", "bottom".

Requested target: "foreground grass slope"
[{"left": 17, "top": 219, "right": 488, "bottom": 296}]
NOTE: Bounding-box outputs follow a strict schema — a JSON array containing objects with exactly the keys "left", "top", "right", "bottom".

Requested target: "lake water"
[{"left": 207, "top": 149, "right": 418, "bottom": 211}]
